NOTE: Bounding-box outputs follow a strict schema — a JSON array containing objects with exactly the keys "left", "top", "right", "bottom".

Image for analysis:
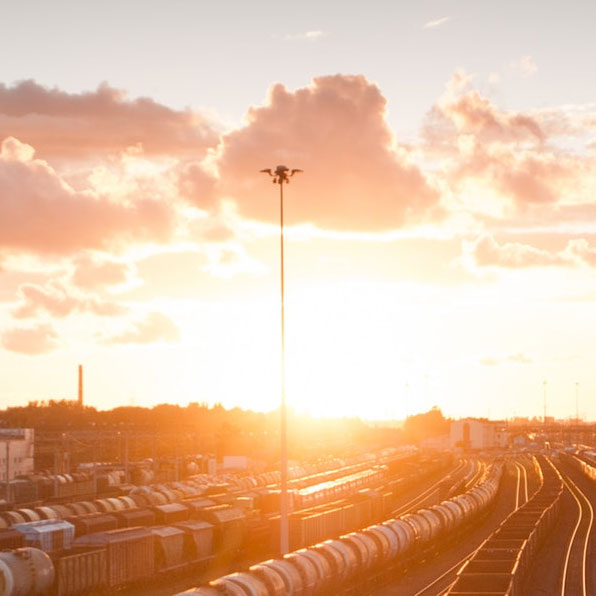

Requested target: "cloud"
[
  {"left": 509, "top": 55, "right": 538, "bottom": 76},
  {"left": 508, "top": 352, "right": 533, "bottom": 364},
  {"left": 216, "top": 75, "right": 440, "bottom": 231},
  {"left": 465, "top": 234, "right": 596, "bottom": 269},
  {"left": 0, "top": 80, "right": 218, "bottom": 158},
  {"left": 433, "top": 76, "right": 545, "bottom": 144},
  {"left": 284, "top": 31, "right": 326, "bottom": 41},
  {"left": 71, "top": 255, "right": 133, "bottom": 289},
  {"left": 176, "top": 160, "right": 218, "bottom": 210},
  {"left": 479, "top": 357, "right": 500, "bottom": 367},
  {"left": 13, "top": 282, "right": 126, "bottom": 318},
  {"left": 0, "top": 137, "right": 174, "bottom": 255},
  {"left": 467, "top": 234, "right": 569, "bottom": 268},
  {"left": 202, "top": 244, "right": 267, "bottom": 278},
  {"left": 424, "top": 16, "right": 451, "bottom": 29},
  {"left": 566, "top": 238, "right": 596, "bottom": 266},
  {"left": 100, "top": 312, "right": 180, "bottom": 345},
  {"left": 480, "top": 352, "right": 533, "bottom": 366},
  {"left": 422, "top": 72, "right": 596, "bottom": 221},
  {"left": 1, "top": 323, "right": 59, "bottom": 355}
]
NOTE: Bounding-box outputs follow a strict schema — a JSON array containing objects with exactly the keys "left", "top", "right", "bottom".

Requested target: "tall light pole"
[
  {"left": 575, "top": 381, "right": 579, "bottom": 423},
  {"left": 260, "top": 164, "right": 302, "bottom": 555},
  {"left": 543, "top": 380, "right": 547, "bottom": 426}
]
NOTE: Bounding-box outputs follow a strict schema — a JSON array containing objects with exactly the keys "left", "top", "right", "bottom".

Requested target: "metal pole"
[
  {"left": 575, "top": 382, "right": 579, "bottom": 423},
  {"left": 93, "top": 433, "right": 98, "bottom": 497},
  {"left": 5, "top": 441, "right": 10, "bottom": 504},
  {"left": 54, "top": 444, "right": 59, "bottom": 497},
  {"left": 279, "top": 178, "right": 289, "bottom": 555},
  {"left": 125, "top": 431, "right": 130, "bottom": 484},
  {"left": 260, "top": 165, "right": 302, "bottom": 556},
  {"left": 543, "top": 380, "right": 547, "bottom": 426}
]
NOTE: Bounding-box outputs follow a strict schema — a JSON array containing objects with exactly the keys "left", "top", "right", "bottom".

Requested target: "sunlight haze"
[{"left": 1, "top": 0, "right": 596, "bottom": 422}]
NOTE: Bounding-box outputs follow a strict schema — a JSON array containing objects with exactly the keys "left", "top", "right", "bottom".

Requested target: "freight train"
[
  {"left": 0, "top": 453, "right": 452, "bottom": 595},
  {"left": 177, "top": 461, "right": 504, "bottom": 595},
  {"left": 559, "top": 450, "right": 596, "bottom": 482}
]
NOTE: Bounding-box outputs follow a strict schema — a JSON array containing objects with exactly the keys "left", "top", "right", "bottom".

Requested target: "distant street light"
[
  {"left": 575, "top": 381, "right": 580, "bottom": 423},
  {"left": 543, "top": 380, "right": 547, "bottom": 426},
  {"left": 260, "top": 165, "right": 302, "bottom": 555}
]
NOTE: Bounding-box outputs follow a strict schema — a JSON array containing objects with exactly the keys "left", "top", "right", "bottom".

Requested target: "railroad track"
[
  {"left": 514, "top": 459, "right": 528, "bottom": 509},
  {"left": 548, "top": 457, "right": 594, "bottom": 596},
  {"left": 391, "top": 459, "right": 470, "bottom": 518},
  {"left": 409, "top": 457, "right": 534, "bottom": 596},
  {"left": 465, "top": 459, "right": 486, "bottom": 490}
]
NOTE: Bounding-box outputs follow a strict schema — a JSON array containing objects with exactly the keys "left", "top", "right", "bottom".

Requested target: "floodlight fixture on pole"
[
  {"left": 260, "top": 164, "right": 302, "bottom": 555},
  {"left": 575, "top": 381, "right": 579, "bottom": 423}
]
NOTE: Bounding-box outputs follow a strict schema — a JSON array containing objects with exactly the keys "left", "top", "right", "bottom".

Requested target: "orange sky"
[{"left": 1, "top": 71, "right": 595, "bottom": 421}]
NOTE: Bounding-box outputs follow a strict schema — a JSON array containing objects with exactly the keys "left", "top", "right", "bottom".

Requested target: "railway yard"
[{"left": 0, "top": 445, "right": 594, "bottom": 595}]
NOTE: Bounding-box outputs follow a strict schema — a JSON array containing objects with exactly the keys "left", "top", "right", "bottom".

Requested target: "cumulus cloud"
[
  {"left": 71, "top": 254, "right": 133, "bottom": 289},
  {"left": 100, "top": 312, "right": 180, "bottom": 345},
  {"left": 0, "top": 137, "right": 174, "bottom": 255},
  {"left": 216, "top": 75, "right": 440, "bottom": 231},
  {"left": 0, "top": 80, "right": 218, "bottom": 158},
  {"left": 422, "top": 72, "right": 596, "bottom": 221},
  {"left": 431, "top": 74, "right": 545, "bottom": 144},
  {"left": 13, "top": 282, "right": 126, "bottom": 318},
  {"left": 566, "top": 238, "right": 596, "bottom": 266},
  {"left": 1, "top": 323, "right": 59, "bottom": 355},
  {"left": 465, "top": 234, "right": 596, "bottom": 269},
  {"left": 467, "top": 234, "right": 569, "bottom": 268},
  {"left": 176, "top": 160, "right": 218, "bottom": 210}
]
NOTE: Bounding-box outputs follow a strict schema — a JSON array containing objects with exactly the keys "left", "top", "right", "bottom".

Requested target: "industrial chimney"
[{"left": 78, "top": 364, "right": 83, "bottom": 406}]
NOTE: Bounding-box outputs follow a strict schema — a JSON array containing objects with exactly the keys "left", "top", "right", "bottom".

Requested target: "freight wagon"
[{"left": 180, "top": 461, "right": 504, "bottom": 595}]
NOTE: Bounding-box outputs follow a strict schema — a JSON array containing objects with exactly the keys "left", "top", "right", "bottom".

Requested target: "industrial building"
[
  {"left": 0, "top": 428, "right": 35, "bottom": 481},
  {"left": 449, "top": 419, "right": 508, "bottom": 450}
]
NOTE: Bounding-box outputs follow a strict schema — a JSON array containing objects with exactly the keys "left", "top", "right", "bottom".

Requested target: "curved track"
[
  {"left": 391, "top": 459, "right": 470, "bottom": 517},
  {"left": 548, "top": 457, "right": 594, "bottom": 596},
  {"left": 378, "top": 457, "right": 535, "bottom": 596}
]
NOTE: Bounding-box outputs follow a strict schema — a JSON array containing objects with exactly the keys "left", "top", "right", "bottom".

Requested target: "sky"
[{"left": 1, "top": 0, "right": 596, "bottom": 421}]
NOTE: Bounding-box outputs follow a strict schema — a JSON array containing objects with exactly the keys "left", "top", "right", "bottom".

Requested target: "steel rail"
[
  {"left": 412, "top": 459, "right": 533, "bottom": 596},
  {"left": 548, "top": 458, "right": 594, "bottom": 596},
  {"left": 391, "top": 459, "right": 468, "bottom": 517}
]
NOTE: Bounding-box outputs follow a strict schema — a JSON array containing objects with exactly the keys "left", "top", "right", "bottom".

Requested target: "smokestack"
[{"left": 78, "top": 364, "right": 83, "bottom": 406}]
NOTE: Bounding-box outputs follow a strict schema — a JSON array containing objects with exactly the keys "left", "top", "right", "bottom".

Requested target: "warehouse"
[{"left": 449, "top": 419, "right": 508, "bottom": 450}]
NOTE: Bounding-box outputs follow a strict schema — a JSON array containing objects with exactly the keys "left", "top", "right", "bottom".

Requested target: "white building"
[
  {"left": 0, "top": 429, "right": 35, "bottom": 481},
  {"left": 450, "top": 419, "right": 508, "bottom": 450}
]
